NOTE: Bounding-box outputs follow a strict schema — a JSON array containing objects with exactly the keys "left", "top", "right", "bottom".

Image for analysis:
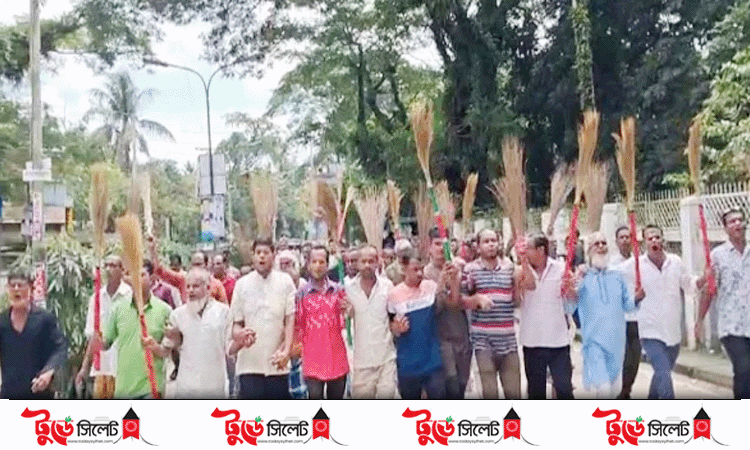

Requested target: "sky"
[{"left": 3, "top": 0, "right": 296, "bottom": 169}]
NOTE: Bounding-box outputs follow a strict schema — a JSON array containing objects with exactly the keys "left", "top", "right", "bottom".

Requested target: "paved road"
[{"left": 463, "top": 341, "right": 733, "bottom": 400}]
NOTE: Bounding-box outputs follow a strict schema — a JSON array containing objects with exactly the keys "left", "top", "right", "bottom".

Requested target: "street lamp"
[{"left": 143, "top": 57, "right": 242, "bottom": 196}]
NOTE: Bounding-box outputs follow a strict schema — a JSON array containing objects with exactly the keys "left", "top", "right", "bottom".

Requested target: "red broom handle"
[
  {"left": 698, "top": 204, "right": 717, "bottom": 296},
  {"left": 629, "top": 211, "right": 642, "bottom": 292},
  {"left": 427, "top": 186, "right": 452, "bottom": 262},
  {"left": 562, "top": 205, "right": 580, "bottom": 294},
  {"left": 138, "top": 313, "right": 160, "bottom": 399},
  {"left": 93, "top": 267, "right": 102, "bottom": 371}
]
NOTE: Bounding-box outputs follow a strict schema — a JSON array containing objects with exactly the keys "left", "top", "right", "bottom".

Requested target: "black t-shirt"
[{"left": 0, "top": 307, "right": 68, "bottom": 399}]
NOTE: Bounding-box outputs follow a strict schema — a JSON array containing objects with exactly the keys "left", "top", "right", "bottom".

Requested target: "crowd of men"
[{"left": 1, "top": 207, "right": 749, "bottom": 400}]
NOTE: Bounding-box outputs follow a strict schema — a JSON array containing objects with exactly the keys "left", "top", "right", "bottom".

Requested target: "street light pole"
[{"left": 144, "top": 58, "right": 242, "bottom": 244}]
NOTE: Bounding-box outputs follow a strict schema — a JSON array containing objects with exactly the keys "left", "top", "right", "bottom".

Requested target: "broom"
[
  {"left": 547, "top": 163, "right": 576, "bottom": 237},
  {"left": 585, "top": 161, "right": 609, "bottom": 233},
  {"left": 354, "top": 186, "right": 389, "bottom": 253},
  {"left": 413, "top": 183, "right": 433, "bottom": 260},
  {"left": 411, "top": 98, "right": 452, "bottom": 261},
  {"left": 316, "top": 180, "right": 355, "bottom": 345},
  {"left": 435, "top": 180, "right": 457, "bottom": 239},
  {"left": 613, "top": 116, "right": 641, "bottom": 291},
  {"left": 462, "top": 173, "right": 479, "bottom": 239},
  {"left": 116, "top": 213, "right": 160, "bottom": 399},
  {"left": 489, "top": 136, "right": 527, "bottom": 246},
  {"left": 89, "top": 163, "right": 109, "bottom": 379},
  {"left": 249, "top": 171, "right": 279, "bottom": 240},
  {"left": 564, "top": 109, "right": 599, "bottom": 289},
  {"left": 387, "top": 180, "right": 404, "bottom": 240},
  {"left": 686, "top": 118, "right": 716, "bottom": 296}
]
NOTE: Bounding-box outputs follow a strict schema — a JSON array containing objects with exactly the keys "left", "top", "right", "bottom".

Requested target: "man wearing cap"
[
  {"left": 697, "top": 207, "right": 750, "bottom": 399},
  {"left": 563, "top": 232, "right": 644, "bottom": 398}
]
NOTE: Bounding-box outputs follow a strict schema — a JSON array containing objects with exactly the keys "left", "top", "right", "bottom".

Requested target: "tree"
[{"left": 84, "top": 71, "right": 175, "bottom": 172}]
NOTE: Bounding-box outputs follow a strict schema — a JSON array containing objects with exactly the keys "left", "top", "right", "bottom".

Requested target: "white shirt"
[
  {"left": 85, "top": 281, "right": 132, "bottom": 377},
  {"left": 609, "top": 253, "right": 636, "bottom": 321},
  {"left": 711, "top": 241, "right": 750, "bottom": 339},
  {"left": 230, "top": 270, "right": 296, "bottom": 376},
  {"left": 519, "top": 258, "right": 570, "bottom": 348},
  {"left": 618, "top": 253, "right": 695, "bottom": 346},
  {"left": 169, "top": 298, "right": 231, "bottom": 399},
  {"left": 345, "top": 274, "right": 397, "bottom": 369}
]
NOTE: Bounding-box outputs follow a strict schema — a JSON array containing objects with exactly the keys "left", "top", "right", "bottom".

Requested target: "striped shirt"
[{"left": 461, "top": 258, "right": 517, "bottom": 355}]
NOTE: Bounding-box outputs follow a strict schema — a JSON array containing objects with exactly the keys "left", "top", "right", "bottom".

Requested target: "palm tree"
[{"left": 85, "top": 72, "right": 175, "bottom": 172}]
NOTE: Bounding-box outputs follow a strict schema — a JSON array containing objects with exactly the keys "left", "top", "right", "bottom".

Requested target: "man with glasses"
[
  {"left": 697, "top": 207, "right": 750, "bottom": 399},
  {"left": 563, "top": 232, "right": 644, "bottom": 398}
]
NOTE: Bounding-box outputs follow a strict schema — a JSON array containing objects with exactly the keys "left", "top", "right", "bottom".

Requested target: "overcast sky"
[{"left": 3, "top": 1, "right": 295, "bottom": 169}]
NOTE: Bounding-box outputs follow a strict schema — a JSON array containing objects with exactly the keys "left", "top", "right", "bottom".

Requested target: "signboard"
[
  {"left": 31, "top": 190, "right": 44, "bottom": 242},
  {"left": 197, "top": 153, "right": 227, "bottom": 198},
  {"left": 200, "top": 196, "right": 226, "bottom": 241},
  {"left": 22, "top": 158, "right": 52, "bottom": 182}
]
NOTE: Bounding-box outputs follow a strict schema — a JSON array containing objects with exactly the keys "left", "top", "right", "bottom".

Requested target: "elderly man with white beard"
[
  {"left": 563, "top": 231, "right": 645, "bottom": 398},
  {"left": 165, "top": 268, "right": 235, "bottom": 399}
]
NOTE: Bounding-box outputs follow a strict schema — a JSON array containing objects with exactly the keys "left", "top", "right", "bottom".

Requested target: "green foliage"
[
  {"left": 700, "top": 46, "right": 750, "bottom": 182},
  {"left": 11, "top": 233, "right": 94, "bottom": 398}
]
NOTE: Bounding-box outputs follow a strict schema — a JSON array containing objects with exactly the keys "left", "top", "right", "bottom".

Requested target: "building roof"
[
  {"left": 504, "top": 408, "right": 520, "bottom": 421},
  {"left": 694, "top": 408, "right": 710, "bottom": 420},
  {"left": 123, "top": 408, "right": 139, "bottom": 421},
  {"left": 313, "top": 408, "right": 329, "bottom": 421}
]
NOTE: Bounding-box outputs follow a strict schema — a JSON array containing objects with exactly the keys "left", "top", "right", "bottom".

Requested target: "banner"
[{"left": 0, "top": 400, "right": 744, "bottom": 448}]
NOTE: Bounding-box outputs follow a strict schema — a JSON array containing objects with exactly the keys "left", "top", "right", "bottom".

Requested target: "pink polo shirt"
[{"left": 294, "top": 278, "right": 349, "bottom": 381}]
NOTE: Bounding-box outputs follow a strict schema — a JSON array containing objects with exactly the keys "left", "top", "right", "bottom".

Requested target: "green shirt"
[{"left": 104, "top": 294, "right": 172, "bottom": 398}]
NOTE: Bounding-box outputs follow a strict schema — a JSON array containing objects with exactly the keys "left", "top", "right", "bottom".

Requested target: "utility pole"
[{"left": 29, "top": 0, "right": 46, "bottom": 308}]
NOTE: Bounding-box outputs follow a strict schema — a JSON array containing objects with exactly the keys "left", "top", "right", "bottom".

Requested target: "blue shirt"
[
  {"left": 387, "top": 280, "right": 443, "bottom": 378},
  {"left": 572, "top": 268, "right": 637, "bottom": 389}
]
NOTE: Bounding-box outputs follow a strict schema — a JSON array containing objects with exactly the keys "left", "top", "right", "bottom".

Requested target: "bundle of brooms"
[
  {"left": 354, "top": 186, "right": 389, "bottom": 252},
  {"left": 613, "top": 116, "right": 642, "bottom": 291},
  {"left": 462, "top": 173, "right": 479, "bottom": 239},
  {"left": 547, "top": 163, "right": 576, "bottom": 238},
  {"left": 249, "top": 171, "right": 279, "bottom": 241},
  {"left": 435, "top": 180, "right": 457, "bottom": 238},
  {"left": 490, "top": 136, "right": 527, "bottom": 247},
  {"left": 314, "top": 178, "right": 355, "bottom": 345},
  {"left": 686, "top": 118, "right": 716, "bottom": 296},
  {"left": 564, "top": 109, "right": 600, "bottom": 285},
  {"left": 585, "top": 160, "right": 609, "bottom": 234},
  {"left": 411, "top": 98, "right": 452, "bottom": 261},
  {"left": 387, "top": 180, "right": 404, "bottom": 240},
  {"left": 89, "top": 163, "right": 110, "bottom": 398}
]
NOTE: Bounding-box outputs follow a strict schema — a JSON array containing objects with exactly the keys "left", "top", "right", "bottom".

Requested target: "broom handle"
[
  {"left": 698, "top": 204, "right": 717, "bottom": 297},
  {"left": 93, "top": 266, "right": 102, "bottom": 371},
  {"left": 629, "top": 211, "right": 642, "bottom": 292},
  {"left": 562, "top": 204, "right": 580, "bottom": 294},
  {"left": 137, "top": 313, "right": 160, "bottom": 399},
  {"left": 427, "top": 185, "right": 452, "bottom": 262}
]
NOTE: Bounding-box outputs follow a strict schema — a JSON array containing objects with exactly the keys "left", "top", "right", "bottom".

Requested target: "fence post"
[
  {"left": 601, "top": 202, "right": 625, "bottom": 249},
  {"left": 680, "top": 196, "right": 713, "bottom": 351}
]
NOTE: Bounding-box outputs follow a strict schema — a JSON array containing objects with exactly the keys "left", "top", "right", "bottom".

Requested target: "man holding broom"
[
  {"left": 424, "top": 227, "right": 471, "bottom": 399},
  {"left": 563, "top": 232, "right": 644, "bottom": 398},
  {"left": 77, "top": 255, "right": 132, "bottom": 398},
  {"left": 91, "top": 260, "right": 172, "bottom": 399}
]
